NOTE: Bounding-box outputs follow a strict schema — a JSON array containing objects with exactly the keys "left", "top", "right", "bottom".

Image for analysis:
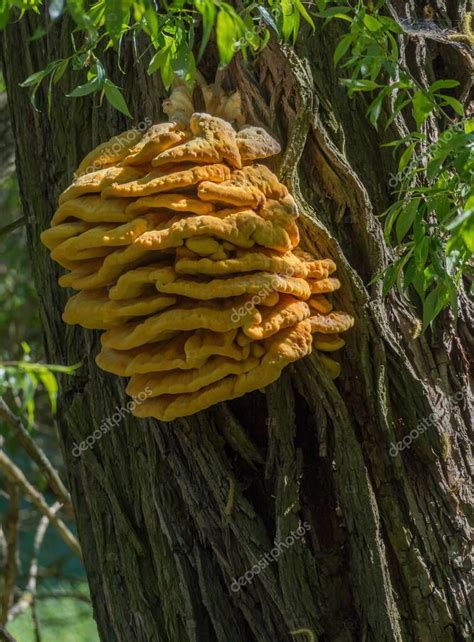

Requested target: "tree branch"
[
  {"left": 0, "top": 483, "right": 19, "bottom": 625},
  {"left": 35, "top": 591, "right": 91, "bottom": 604},
  {"left": 0, "top": 398, "right": 73, "bottom": 513},
  {"left": 0, "top": 217, "right": 25, "bottom": 239},
  {"left": 0, "top": 450, "right": 81, "bottom": 557},
  {"left": 8, "top": 503, "right": 61, "bottom": 625},
  {"left": 0, "top": 625, "right": 18, "bottom": 642}
]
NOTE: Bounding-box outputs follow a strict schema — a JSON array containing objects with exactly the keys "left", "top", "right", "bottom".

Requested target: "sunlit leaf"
[
  {"left": 104, "top": 0, "right": 132, "bottom": 47},
  {"left": 430, "top": 79, "right": 460, "bottom": 92},
  {"left": 436, "top": 94, "right": 464, "bottom": 116},
  {"left": 38, "top": 370, "right": 58, "bottom": 413},
  {"left": 216, "top": 8, "right": 236, "bottom": 66},
  {"left": 196, "top": 0, "right": 216, "bottom": 62},
  {"left": 103, "top": 79, "right": 132, "bottom": 117},
  {"left": 295, "top": 0, "right": 315, "bottom": 29},
  {"left": 422, "top": 281, "right": 450, "bottom": 329},
  {"left": 412, "top": 90, "right": 434, "bottom": 129},
  {"left": 363, "top": 14, "right": 382, "bottom": 32},
  {"left": 334, "top": 33, "right": 353, "bottom": 66},
  {"left": 396, "top": 197, "right": 420, "bottom": 244}
]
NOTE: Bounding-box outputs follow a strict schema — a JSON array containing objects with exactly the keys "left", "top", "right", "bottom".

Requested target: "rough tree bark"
[{"left": 1, "top": 1, "right": 473, "bottom": 640}]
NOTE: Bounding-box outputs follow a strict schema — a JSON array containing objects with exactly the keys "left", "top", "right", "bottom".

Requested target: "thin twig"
[
  {"left": 0, "top": 217, "right": 25, "bottom": 239},
  {"left": 8, "top": 504, "right": 61, "bottom": 626},
  {"left": 0, "top": 398, "right": 72, "bottom": 512},
  {"left": 35, "top": 591, "right": 91, "bottom": 604},
  {"left": 1, "top": 483, "right": 19, "bottom": 625},
  {"left": 31, "top": 600, "right": 41, "bottom": 642},
  {"left": 0, "top": 525, "right": 6, "bottom": 563},
  {"left": 0, "top": 624, "right": 18, "bottom": 642},
  {"left": 0, "top": 450, "right": 81, "bottom": 557}
]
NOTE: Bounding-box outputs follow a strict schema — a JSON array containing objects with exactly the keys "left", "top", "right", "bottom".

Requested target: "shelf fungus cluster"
[{"left": 41, "top": 87, "right": 354, "bottom": 422}]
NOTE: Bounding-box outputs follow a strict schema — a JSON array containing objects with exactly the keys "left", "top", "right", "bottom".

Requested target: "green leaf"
[
  {"left": 380, "top": 16, "right": 403, "bottom": 34},
  {"left": 383, "top": 201, "right": 403, "bottom": 241},
  {"left": 0, "top": 0, "right": 10, "bottom": 30},
  {"left": 428, "top": 192, "right": 452, "bottom": 223},
  {"left": 281, "top": 0, "right": 297, "bottom": 41},
  {"left": 19, "top": 61, "right": 60, "bottom": 109},
  {"left": 367, "top": 87, "right": 390, "bottom": 128},
  {"left": 429, "top": 79, "right": 460, "bottom": 92},
  {"left": 422, "top": 282, "right": 450, "bottom": 329},
  {"left": 396, "top": 197, "right": 420, "bottom": 243},
  {"left": 465, "top": 119, "right": 474, "bottom": 134},
  {"left": 403, "top": 256, "right": 417, "bottom": 289},
  {"left": 436, "top": 94, "right": 464, "bottom": 116},
  {"left": 20, "top": 69, "right": 48, "bottom": 89},
  {"left": 21, "top": 372, "right": 38, "bottom": 426},
  {"left": 295, "top": 0, "right": 315, "bottom": 29},
  {"left": 461, "top": 215, "right": 474, "bottom": 252},
  {"left": 415, "top": 235, "right": 430, "bottom": 269},
  {"left": 340, "top": 78, "right": 381, "bottom": 93},
  {"left": 216, "top": 9, "right": 236, "bottom": 66},
  {"left": 67, "top": 74, "right": 102, "bottom": 97},
  {"left": 67, "top": 0, "right": 94, "bottom": 32},
  {"left": 385, "top": 95, "right": 412, "bottom": 129},
  {"left": 319, "top": 6, "right": 351, "bottom": 20},
  {"left": 148, "top": 42, "right": 171, "bottom": 75},
  {"left": 38, "top": 370, "right": 58, "bottom": 414},
  {"left": 259, "top": 28, "right": 271, "bottom": 51},
  {"left": 20, "top": 61, "right": 57, "bottom": 88},
  {"left": 333, "top": 33, "right": 353, "bottom": 66},
  {"left": 104, "top": 0, "right": 132, "bottom": 47},
  {"left": 196, "top": 0, "right": 216, "bottom": 62},
  {"left": 363, "top": 14, "right": 382, "bottom": 32},
  {"left": 161, "top": 54, "right": 174, "bottom": 90},
  {"left": 412, "top": 90, "right": 434, "bottom": 129},
  {"left": 382, "top": 262, "right": 398, "bottom": 296},
  {"left": 53, "top": 58, "right": 69, "bottom": 84},
  {"left": 148, "top": 38, "right": 174, "bottom": 89},
  {"left": 446, "top": 196, "right": 474, "bottom": 231},
  {"left": 398, "top": 141, "right": 416, "bottom": 172},
  {"left": 31, "top": 25, "right": 48, "bottom": 41},
  {"left": 142, "top": 7, "right": 159, "bottom": 43},
  {"left": 103, "top": 79, "right": 132, "bottom": 118},
  {"left": 382, "top": 256, "right": 409, "bottom": 296}
]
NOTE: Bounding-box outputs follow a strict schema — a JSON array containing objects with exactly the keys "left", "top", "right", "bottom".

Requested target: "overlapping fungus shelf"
[{"left": 41, "top": 85, "right": 354, "bottom": 422}]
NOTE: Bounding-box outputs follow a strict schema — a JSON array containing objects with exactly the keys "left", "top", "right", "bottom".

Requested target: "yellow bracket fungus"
[{"left": 41, "top": 84, "right": 354, "bottom": 421}]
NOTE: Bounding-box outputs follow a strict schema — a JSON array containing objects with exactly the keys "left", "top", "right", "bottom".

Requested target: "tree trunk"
[{"left": 1, "top": 2, "right": 472, "bottom": 640}]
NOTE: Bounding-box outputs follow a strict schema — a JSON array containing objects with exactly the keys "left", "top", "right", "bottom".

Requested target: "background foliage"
[{"left": 0, "top": 115, "right": 97, "bottom": 639}]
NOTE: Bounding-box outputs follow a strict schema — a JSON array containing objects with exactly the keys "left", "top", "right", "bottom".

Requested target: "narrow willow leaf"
[
  {"left": 216, "top": 9, "right": 236, "bottom": 66},
  {"left": 396, "top": 197, "right": 420, "bottom": 244},
  {"left": 196, "top": 0, "right": 216, "bottom": 62},
  {"left": 103, "top": 79, "right": 132, "bottom": 118},
  {"left": 333, "top": 34, "right": 353, "bottom": 66},
  {"left": 412, "top": 90, "right": 435, "bottom": 129}
]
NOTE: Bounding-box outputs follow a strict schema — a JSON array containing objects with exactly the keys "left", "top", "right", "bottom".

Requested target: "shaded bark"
[
  {"left": 0, "top": 92, "right": 14, "bottom": 183},
  {"left": 1, "top": 2, "right": 473, "bottom": 641}
]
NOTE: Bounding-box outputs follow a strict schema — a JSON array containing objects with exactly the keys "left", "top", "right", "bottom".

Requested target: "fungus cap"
[{"left": 41, "top": 85, "right": 354, "bottom": 421}]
